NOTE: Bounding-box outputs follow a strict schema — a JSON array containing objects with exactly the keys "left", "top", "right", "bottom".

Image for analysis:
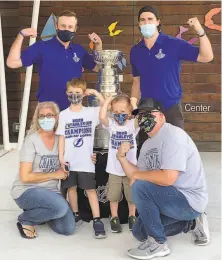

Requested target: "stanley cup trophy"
[
  {"left": 83, "top": 50, "right": 129, "bottom": 223},
  {"left": 91, "top": 50, "right": 124, "bottom": 149}
]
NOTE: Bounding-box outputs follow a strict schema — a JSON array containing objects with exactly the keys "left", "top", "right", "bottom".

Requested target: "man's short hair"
[
  {"left": 58, "top": 10, "right": 78, "bottom": 23},
  {"left": 66, "top": 78, "right": 86, "bottom": 91},
  {"left": 138, "top": 6, "right": 162, "bottom": 32}
]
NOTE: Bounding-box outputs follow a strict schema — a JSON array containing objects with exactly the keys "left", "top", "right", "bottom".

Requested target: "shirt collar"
[
  {"left": 52, "top": 36, "right": 73, "bottom": 50},
  {"left": 137, "top": 32, "right": 165, "bottom": 48}
]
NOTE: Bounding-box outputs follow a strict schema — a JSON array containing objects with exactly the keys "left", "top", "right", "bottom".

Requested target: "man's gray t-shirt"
[
  {"left": 11, "top": 132, "right": 60, "bottom": 199},
  {"left": 137, "top": 123, "right": 208, "bottom": 213}
]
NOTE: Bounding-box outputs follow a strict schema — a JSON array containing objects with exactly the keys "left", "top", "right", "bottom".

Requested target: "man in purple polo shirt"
[
  {"left": 130, "top": 6, "right": 213, "bottom": 146},
  {"left": 7, "top": 10, "right": 102, "bottom": 111}
]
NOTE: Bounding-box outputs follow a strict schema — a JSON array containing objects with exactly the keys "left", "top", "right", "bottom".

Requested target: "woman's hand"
[
  {"left": 59, "top": 158, "right": 69, "bottom": 173},
  {"left": 54, "top": 169, "right": 69, "bottom": 180}
]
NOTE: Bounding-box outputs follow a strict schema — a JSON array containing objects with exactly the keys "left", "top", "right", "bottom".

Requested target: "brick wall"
[{"left": 1, "top": 1, "right": 221, "bottom": 151}]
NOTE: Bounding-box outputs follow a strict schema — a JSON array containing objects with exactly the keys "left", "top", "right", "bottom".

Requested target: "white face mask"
[
  {"left": 140, "top": 24, "right": 156, "bottom": 39},
  {"left": 38, "top": 117, "right": 56, "bottom": 131}
]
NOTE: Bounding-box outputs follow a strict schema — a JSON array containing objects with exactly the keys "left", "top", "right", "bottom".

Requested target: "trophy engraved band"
[{"left": 89, "top": 50, "right": 123, "bottom": 149}]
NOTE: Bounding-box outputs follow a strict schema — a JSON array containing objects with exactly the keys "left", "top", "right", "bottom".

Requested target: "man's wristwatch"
[
  {"left": 198, "top": 28, "right": 206, "bottom": 37},
  {"left": 19, "top": 30, "right": 25, "bottom": 37}
]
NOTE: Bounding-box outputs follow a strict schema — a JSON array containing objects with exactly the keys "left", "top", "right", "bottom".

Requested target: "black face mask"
[
  {"left": 57, "top": 29, "right": 75, "bottom": 42},
  {"left": 137, "top": 112, "right": 157, "bottom": 133}
]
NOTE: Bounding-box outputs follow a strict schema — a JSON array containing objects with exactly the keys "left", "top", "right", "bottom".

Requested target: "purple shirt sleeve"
[
  {"left": 177, "top": 39, "right": 199, "bottom": 62},
  {"left": 130, "top": 48, "right": 140, "bottom": 77},
  {"left": 21, "top": 41, "right": 42, "bottom": 67},
  {"left": 82, "top": 48, "right": 96, "bottom": 71}
]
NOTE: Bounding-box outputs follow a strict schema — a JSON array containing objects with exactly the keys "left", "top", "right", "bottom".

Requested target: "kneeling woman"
[{"left": 11, "top": 102, "right": 75, "bottom": 239}]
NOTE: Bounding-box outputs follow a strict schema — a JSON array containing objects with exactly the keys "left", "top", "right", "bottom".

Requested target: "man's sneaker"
[
  {"left": 110, "top": 217, "right": 122, "bottom": 233},
  {"left": 93, "top": 219, "right": 106, "bottom": 239},
  {"left": 129, "top": 216, "right": 137, "bottom": 231},
  {"left": 191, "top": 213, "right": 211, "bottom": 246},
  {"left": 73, "top": 213, "right": 82, "bottom": 226},
  {"left": 127, "top": 236, "right": 170, "bottom": 260}
]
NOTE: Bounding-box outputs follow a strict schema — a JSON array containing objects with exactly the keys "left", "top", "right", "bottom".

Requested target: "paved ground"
[{"left": 0, "top": 151, "right": 221, "bottom": 260}]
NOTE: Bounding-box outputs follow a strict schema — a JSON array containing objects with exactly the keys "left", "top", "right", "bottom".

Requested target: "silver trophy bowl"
[
  {"left": 93, "top": 50, "right": 123, "bottom": 67},
  {"left": 91, "top": 50, "right": 124, "bottom": 149}
]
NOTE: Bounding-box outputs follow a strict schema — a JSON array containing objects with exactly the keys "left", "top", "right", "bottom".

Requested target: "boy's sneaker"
[
  {"left": 93, "top": 219, "right": 106, "bottom": 239},
  {"left": 110, "top": 217, "right": 122, "bottom": 233},
  {"left": 73, "top": 213, "right": 82, "bottom": 226},
  {"left": 129, "top": 216, "right": 137, "bottom": 231},
  {"left": 127, "top": 236, "right": 170, "bottom": 260},
  {"left": 191, "top": 212, "right": 211, "bottom": 246}
]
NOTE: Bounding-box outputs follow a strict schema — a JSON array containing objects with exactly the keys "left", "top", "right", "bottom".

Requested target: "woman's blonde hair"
[{"left": 27, "top": 102, "right": 60, "bottom": 135}]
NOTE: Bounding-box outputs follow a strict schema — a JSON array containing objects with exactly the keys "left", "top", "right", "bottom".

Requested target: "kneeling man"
[{"left": 117, "top": 98, "right": 210, "bottom": 260}]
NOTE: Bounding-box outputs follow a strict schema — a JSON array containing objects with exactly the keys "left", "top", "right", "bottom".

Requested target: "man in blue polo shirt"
[
  {"left": 7, "top": 10, "right": 102, "bottom": 111},
  {"left": 130, "top": 6, "right": 213, "bottom": 134}
]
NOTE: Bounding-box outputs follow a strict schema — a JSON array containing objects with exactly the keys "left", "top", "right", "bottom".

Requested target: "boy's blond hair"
[
  {"left": 66, "top": 78, "right": 87, "bottom": 91},
  {"left": 111, "top": 94, "right": 133, "bottom": 112}
]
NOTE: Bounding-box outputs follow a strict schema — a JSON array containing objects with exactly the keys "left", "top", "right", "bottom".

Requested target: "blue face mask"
[
  {"left": 113, "top": 113, "right": 128, "bottom": 125},
  {"left": 38, "top": 118, "right": 56, "bottom": 132},
  {"left": 140, "top": 24, "right": 156, "bottom": 39}
]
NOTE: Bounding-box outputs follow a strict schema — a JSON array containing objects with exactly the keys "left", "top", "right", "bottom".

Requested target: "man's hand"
[
  {"left": 117, "top": 142, "right": 131, "bottom": 160},
  {"left": 187, "top": 17, "right": 203, "bottom": 35},
  {"left": 91, "top": 153, "right": 97, "bottom": 164},
  {"left": 20, "top": 28, "right": 37, "bottom": 38},
  {"left": 88, "top": 32, "right": 102, "bottom": 50}
]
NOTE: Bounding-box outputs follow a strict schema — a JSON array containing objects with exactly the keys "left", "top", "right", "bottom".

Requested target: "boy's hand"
[
  {"left": 91, "top": 153, "right": 97, "bottom": 164},
  {"left": 130, "top": 97, "right": 138, "bottom": 109},
  {"left": 104, "top": 93, "right": 116, "bottom": 103},
  {"left": 85, "top": 88, "right": 97, "bottom": 96}
]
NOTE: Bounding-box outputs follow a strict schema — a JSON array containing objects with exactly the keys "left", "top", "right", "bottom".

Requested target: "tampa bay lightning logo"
[{"left": 73, "top": 138, "right": 84, "bottom": 148}]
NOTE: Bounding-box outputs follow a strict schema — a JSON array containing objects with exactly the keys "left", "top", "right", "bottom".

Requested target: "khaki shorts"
[{"left": 107, "top": 174, "right": 133, "bottom": 204}]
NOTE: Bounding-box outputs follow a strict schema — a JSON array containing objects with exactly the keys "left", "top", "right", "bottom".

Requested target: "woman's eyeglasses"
[{"left": 38, "top": 113, "right": 56, "bottom": 119}]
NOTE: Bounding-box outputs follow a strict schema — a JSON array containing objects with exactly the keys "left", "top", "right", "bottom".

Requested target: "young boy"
[
  {"left": 56, "top": 78, "right": 106, "bottom": 239},
  {"left": 100, "top": 94, "right": 139, "bottom": 233}
]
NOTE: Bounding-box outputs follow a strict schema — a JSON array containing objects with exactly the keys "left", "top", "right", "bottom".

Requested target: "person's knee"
[
  {"left": 62, "top": 222, "right": 75, "bottom": 236},
  {"left": 53, "top": 200, "right": 70, "bottom": 219},
  {"left": 131, "top": 180, "right": 157, "bottom": 202},
  {"left": 132, "top": 180, "right": 147, "bottom": 198},
  {"left": 108, "top": 187, "right": 121, "bottom": 202}
]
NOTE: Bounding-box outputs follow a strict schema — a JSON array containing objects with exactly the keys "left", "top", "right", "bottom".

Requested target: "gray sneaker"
[
  {"left": 191, "top": 213, "right": 211, "bottom": 246},
  {"left": 127, "top": 236, "right": 170, "bottom": 260}
]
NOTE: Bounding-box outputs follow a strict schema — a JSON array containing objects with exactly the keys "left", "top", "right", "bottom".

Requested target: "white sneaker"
[
  {"left": 191, "top": 213, "right": 211, "bottom": 246},
  {"left": 127, "top": 236, "right": 170, "bottom": 260}
]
